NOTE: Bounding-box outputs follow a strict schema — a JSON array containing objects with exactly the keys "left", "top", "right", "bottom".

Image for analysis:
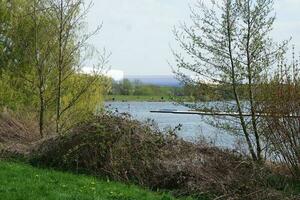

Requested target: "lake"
[{"left": 105, "top": 102, "right": 236, "bottom": 148}]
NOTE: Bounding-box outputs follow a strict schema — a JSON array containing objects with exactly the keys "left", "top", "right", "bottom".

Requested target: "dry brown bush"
[
  {"left": 258, "top": 66, "right": 300, "bottom": 179},
  {"left": 0, "top": 110, "right": 40, "bottom": 157},
  {"left": 29, "top": 113, "right": 299, "bottom": 200}
]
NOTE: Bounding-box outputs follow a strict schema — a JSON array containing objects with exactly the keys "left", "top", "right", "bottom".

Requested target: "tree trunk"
[
  {"left": 225, "top": 2, "right": 257, "bottom": 161},
  {"left": 56, "top": 0, "right": 63, "bottom": 135},
  {"left": 34, "top": 0, "right": 44, "bottom": 138},
  {"left": 245, "top": 1, "right": 262, "bottom": 161}
]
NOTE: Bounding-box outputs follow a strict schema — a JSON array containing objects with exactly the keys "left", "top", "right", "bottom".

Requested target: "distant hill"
[{"left": 125, "top": 75, "right": 181, "bottom": 87}]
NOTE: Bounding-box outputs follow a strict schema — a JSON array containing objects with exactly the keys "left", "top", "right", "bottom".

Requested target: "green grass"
[{"left": 0, "top": 161, "right": 193, "bottom": 200}]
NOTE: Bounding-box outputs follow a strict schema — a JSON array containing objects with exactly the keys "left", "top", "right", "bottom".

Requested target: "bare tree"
[
  {"left": 260, "top": 47, "right": 300, "bottom": 177},
  {"left": 173, "top": 0, "right": 286, "bottom": 162}
]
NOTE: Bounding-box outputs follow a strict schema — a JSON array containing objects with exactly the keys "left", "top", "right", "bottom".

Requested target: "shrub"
[
  {"left": 0, "top": 110, "right": 39, "bottom": 158},
  {"left": 28, "top": 113, "right": 299, "bottom": 199},
  {"left": 30, "top": 113, "right": 167, "bottom": 186},
  {"left": 261, "top": 89, "right": 300, "bottom": 178},
  {"left": 259, "top": 60, "right": 300, "bottom": 178}
]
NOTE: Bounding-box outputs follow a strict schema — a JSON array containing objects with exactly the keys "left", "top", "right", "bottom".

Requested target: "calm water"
[{"left": 105, "top": 102, "right": 235, "bottom": 148}]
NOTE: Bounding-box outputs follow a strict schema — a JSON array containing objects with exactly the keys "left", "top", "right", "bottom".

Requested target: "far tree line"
[{"left": 108, "top": 78, "right": 273, "bottom": 102}]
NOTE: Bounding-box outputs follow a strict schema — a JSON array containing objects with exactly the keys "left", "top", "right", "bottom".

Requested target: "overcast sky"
[{"left": 86, "top": 0, "right": 300, "bottom": 76}]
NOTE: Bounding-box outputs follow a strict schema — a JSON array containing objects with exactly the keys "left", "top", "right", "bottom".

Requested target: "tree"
[
  {"left": 31, "top": 0, "right": 58, "bottom": 137},
  {"left": 121, "top": 79, "right": 133, "bottom": 95},
  {"left": 173, "top": 0, "right": 286, "bottom": 162},
  {"left": 49, "top": 0, "right": 108, "bottom": 134},
  {"left": 0, "top": 0, "right": 56, "bottom": 137},
  {"left": 0, "top": 0, "right": 109, "bottom": 136},
  {"left": 260, "top": 48, "right": 300, "bottom": 177},
  {"left": 0, "top": 0, "right": 10, "bottom": 74}
]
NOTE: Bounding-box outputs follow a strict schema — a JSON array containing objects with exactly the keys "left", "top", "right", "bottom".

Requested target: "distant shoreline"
[{"left": 104, "top": 95, "right": 192, "bottom": 102}]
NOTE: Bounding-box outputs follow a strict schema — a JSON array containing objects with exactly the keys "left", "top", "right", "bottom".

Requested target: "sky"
[{"left": 86, "top": 0, "right": 300, "bottom": 76}]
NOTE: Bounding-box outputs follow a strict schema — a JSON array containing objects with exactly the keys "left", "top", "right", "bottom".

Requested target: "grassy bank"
[
  {"left": 1, "top": 113, "right": 300, "bottom": 200},
  {"left": 0, "top": 161, "right": 193, "bottom": 200}
]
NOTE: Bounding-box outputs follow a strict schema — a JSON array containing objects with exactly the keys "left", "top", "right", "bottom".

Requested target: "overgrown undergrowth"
[{"left": 0, "top": 112, "right": 300, "bottom": 200}]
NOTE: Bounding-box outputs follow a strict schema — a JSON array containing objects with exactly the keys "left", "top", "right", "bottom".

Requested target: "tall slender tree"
[
  {"left": 0, "top": 0, "right": 57, "bottom": 137},
  {"left": 173, "top": 0, "right": 287, "bottom": 161},
  {"left": 31, "top": 0, "right": 56, "bottom": 137},
  {"left": 49, "top": 0, "right": 107, "bottom": 134}
]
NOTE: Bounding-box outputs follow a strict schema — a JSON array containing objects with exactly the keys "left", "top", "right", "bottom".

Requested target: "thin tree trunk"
[
  {"left": 39, "top": 88, "right": 44, "bottom": 138},
  {"left": 245, "top": 1, "right": 262, "bottom": 161},
  {"left": 34, "top": 0, "right": 44, "bottom": 138},
  {"left": 56, "top": 0, "right": 63, "bottom": 135},
  {"left": 225, "top": 1, "right": 257, "bottom": 161}
]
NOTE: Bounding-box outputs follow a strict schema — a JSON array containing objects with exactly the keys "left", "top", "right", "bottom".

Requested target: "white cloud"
[
  {"left": 106, "top": 69, "right": 124, "bottom": 81},
  {"left": 86, "top": 0, "right": 300, "bottom": 75}
]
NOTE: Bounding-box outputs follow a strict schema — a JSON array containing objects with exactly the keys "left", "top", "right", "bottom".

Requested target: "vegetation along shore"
[{"left": 1, "top": 0, "right": 300, "bottom": 200}]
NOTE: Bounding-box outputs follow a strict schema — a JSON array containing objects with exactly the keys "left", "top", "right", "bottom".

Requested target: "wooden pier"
[
  {"left": 150, "top": 110, "right": 252, "bottom": 117},
  {"left": 150, "top": 110, "right": 300, "bottom": 118}
]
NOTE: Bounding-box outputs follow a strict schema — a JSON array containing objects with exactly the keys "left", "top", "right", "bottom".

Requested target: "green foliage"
[
  {"left": 58, "top": 74, "right": 108, "bottom": 133},
  {"left": 0, "top": 73, "right": 36, "bottom": 110},
  {"left": 0, "top": 0, "right": 108, "bottom": 135},
  {"left": 107, "top": 79, "right": 252, "bottom": 102},
  {"left": 108, "top": 79, "right": 188, "bottom": 101},
  {"left": 0, "top": 0, "right": 55, "bottom": 111},
  {"left": 0, "top": 161, "right": 192, "bottom": 200}
]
